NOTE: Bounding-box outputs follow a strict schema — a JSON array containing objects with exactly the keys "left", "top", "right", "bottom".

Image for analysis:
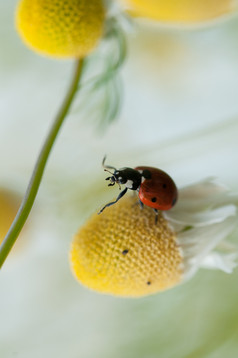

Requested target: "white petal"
[
  {"left": 165, "top": 204, "right": 236, "bottom": 227},
  {"left": 173, "top": 178, "right": 238, "bottom": 213},
  {"left": 178, "top": 215, "right": 237, "bottom": 280},
  {"left": 200, "top": 252, "right": 238, "bottom": 273},
  {"left": 179, "top": 177, "right": 227, "bottom": 198}
]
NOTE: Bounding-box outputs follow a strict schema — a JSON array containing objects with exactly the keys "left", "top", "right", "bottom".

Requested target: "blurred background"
[{"left": 1, "top": 1, "right": 238, "bottom": 357}]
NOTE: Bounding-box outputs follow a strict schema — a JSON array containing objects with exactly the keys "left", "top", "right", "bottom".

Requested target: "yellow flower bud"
[
  {"left": 70, "top": 196, "right": 183, "bottom": 297},
  {"left": 15, "top": 0, "right": 105, "bottom": 58},
  {"left": 119, "top": 0, "right": 236, "bottom": 24}
]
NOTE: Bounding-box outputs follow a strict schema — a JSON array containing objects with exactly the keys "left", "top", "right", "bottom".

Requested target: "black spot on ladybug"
[
  {"left": 163, "top": 183, "right": 167, "bottom": 189},
  {"left": 151, "top": 197, "right": 157, "bottom": 203},
  {"left": 147, "top": 281, "right": 151, "bottom": 285},
  {"left": 122, "top": 249, "right": 129, "bottom": 255}
]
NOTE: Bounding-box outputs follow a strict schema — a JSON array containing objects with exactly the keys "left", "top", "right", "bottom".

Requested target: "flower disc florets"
[
  {"left": 16, "top": 0, "right": 106, "bottom": 58},
  {"left": 70, "top": 196, "right": 183, "bottom": 297}
]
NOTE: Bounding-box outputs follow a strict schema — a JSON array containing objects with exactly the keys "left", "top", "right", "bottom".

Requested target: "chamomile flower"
[
  {"left": 119, "top": 0, "right": 237, "bottom": 24},
  {"left": 15, "top": 0, "right": 106, "bottom": 58},
  {"left": 70, "top": 178, "right": 238, "bottom": 297}
]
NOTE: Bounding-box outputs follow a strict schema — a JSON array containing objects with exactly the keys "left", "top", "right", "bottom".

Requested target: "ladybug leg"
[
  {"left": 154, "top": 209, "right": 159, "bottom": 224},
  {"left": 131, "top": 196, "right": 143, "bottom": 208},
  {"left": 138, "top": 199, "right": 144, "bottom": 210},
  {"left": 98, "top": 188, "right": 128, "bottom": 214}
]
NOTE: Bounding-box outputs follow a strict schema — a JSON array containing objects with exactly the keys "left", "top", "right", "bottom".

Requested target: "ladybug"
[{"left": 98, "top": 157, "right": 178, "bottom": 222}]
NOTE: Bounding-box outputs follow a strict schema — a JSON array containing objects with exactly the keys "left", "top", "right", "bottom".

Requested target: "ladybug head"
[
  {"left": 102, "top": 156, "right": 142, "bottom": 191},
  {"left": 105, "top": 169, "right": 129, "bottom": 188},
  {"left": 102, "top": 156, "right": 119, "bottom": 188}
]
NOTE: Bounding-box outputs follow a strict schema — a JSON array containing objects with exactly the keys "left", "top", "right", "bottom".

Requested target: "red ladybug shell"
[{"left": 134, "top": 166, "right": 178, "bottom": 211}]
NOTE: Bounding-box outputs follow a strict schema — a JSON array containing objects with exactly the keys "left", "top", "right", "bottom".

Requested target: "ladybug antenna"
[
  {"left": 102, "top": 156, "right": 122, "bottom": 190},
  {"left": 104, "top": 168, "right": 114, "bottom": 176},
  {"left": 102, "top": 155, "right": 117, "bottom": 171}
]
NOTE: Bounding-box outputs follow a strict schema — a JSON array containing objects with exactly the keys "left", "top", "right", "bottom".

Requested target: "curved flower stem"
[{"left": 0, "top": 58, "right": 85, "bottom": 268}]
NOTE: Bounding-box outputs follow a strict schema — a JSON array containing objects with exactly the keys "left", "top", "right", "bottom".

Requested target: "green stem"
[{"left": 0, "top": 58, "right": 85, "bottom": 268}]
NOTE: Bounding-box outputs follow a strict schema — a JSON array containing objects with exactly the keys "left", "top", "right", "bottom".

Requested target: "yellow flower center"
[
  {"left": 15, "top": 0, "right": 105, "bottom": 58},
  {"left": 119, "top": 0, "right": 235, "bottom": 24},
  {"left": 70, "top": 196, "right": 183, "bottom": 297}
]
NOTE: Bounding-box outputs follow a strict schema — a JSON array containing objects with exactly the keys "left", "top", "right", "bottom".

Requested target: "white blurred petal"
[
  {"left": 178, "top": 215, "right": 237, "bottom": 280},
  {"left": 165, "top": 204, "right": 236, "bottom": 226},
  {"left": 200, "top": 252, "right": 238, "bottom": 273},
  {"left": 172, "top": 178, "right": 238, "bottom": 213}
]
